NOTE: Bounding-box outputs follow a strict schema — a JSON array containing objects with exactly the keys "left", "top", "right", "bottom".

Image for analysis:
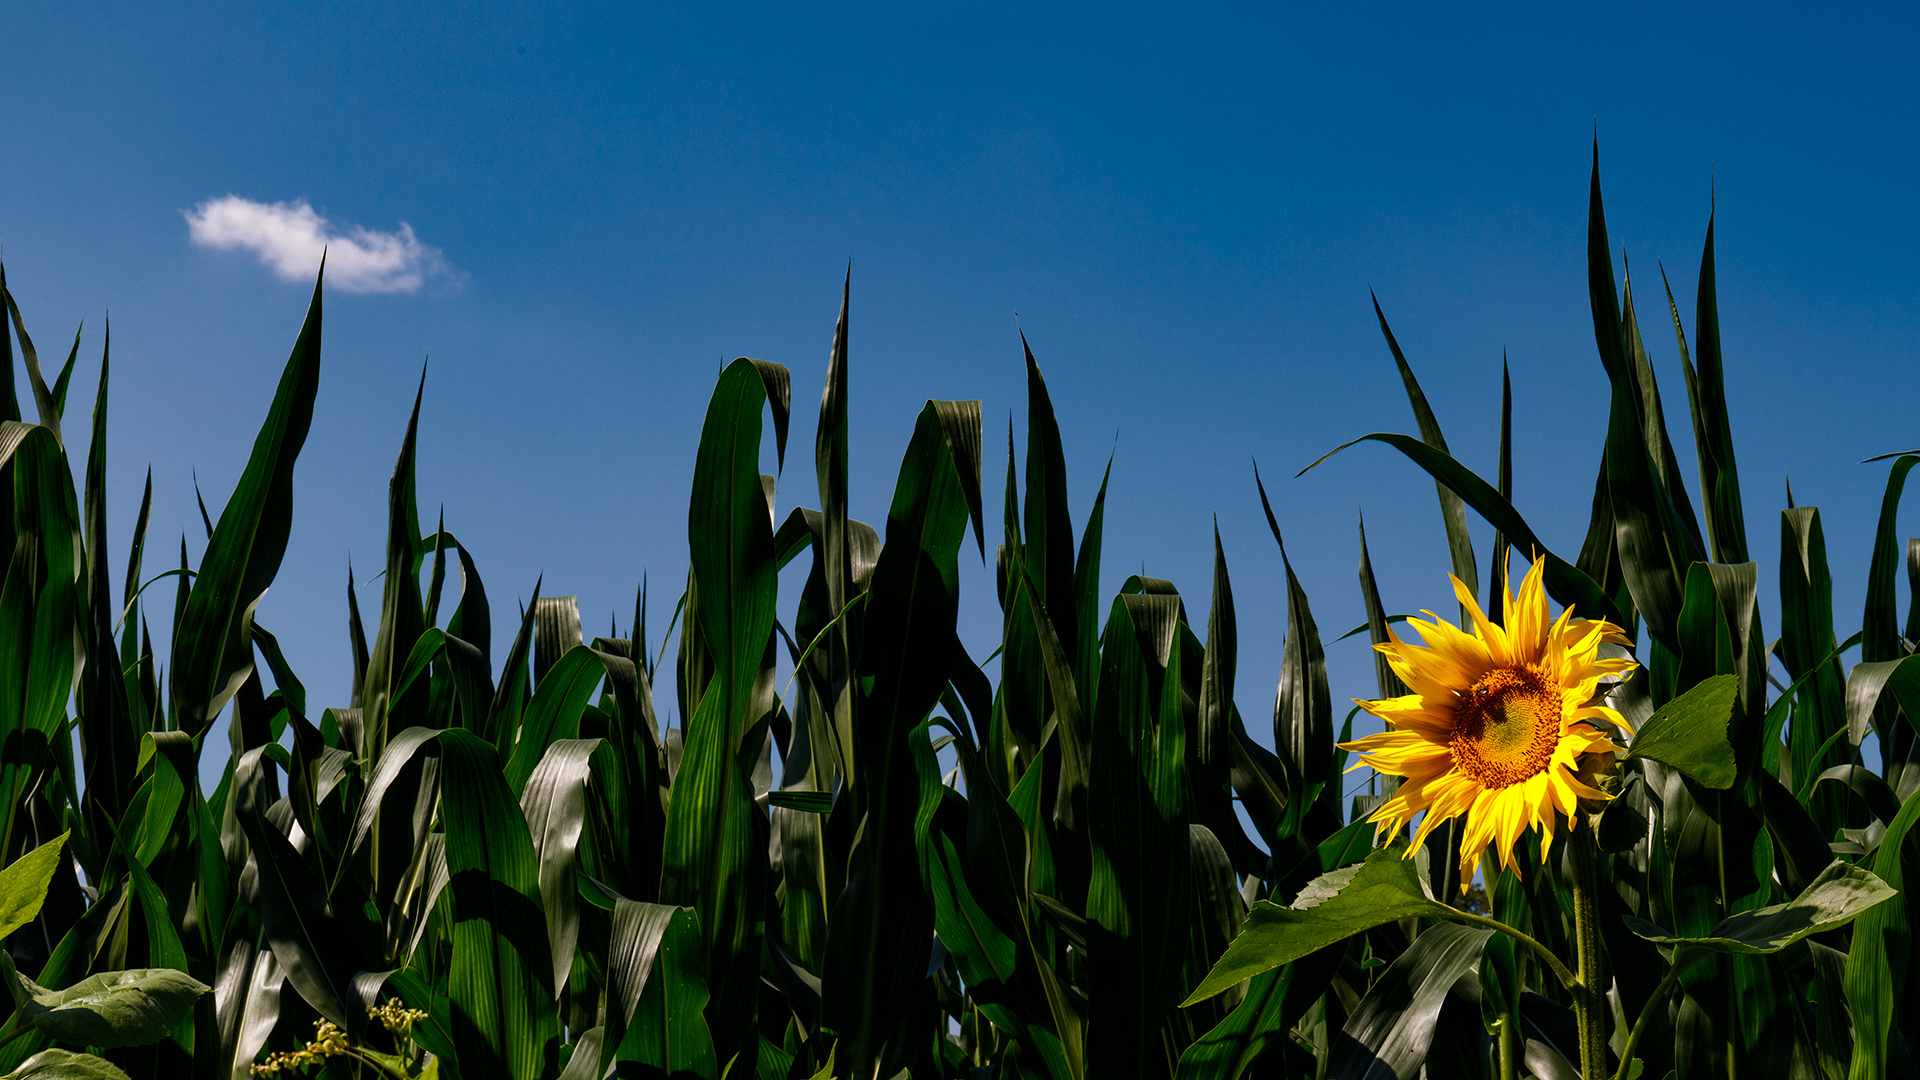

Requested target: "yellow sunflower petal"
[
  {"left": 1502, "top": 558, "right": 1552, "bottom": 661},
  {"left": 1453, "top": 576, "right": 1513, "bottom": 666}
]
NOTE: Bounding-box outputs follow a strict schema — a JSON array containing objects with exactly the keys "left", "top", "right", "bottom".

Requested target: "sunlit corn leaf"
[
  {"left": 662, "top": 357, "right": 788, "bottom": 1071},
  {"left": 518, "top": 738, "right": 609, "bottom": 995},
  {"left": 1622, "top": 266, "right": 1707, "bottom": 555},
  {"left": 533, "top": 595, "right": 582, "bottom": 685}
]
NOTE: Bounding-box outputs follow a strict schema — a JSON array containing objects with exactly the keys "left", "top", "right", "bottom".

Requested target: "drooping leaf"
[
  {"left": 1184, "top": 849, "right": 1452, "bottom": 1006},
  {"left": 1626, "top": 860, "right": 1894, "bottom": 955},
  {"left": 18, "top": 968, "right": 210, "bottom": 1048}
]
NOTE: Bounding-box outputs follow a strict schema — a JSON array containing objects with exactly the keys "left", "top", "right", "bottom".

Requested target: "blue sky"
[{"left": 5, "top": 2, "right": 1918, "bottom": 785}]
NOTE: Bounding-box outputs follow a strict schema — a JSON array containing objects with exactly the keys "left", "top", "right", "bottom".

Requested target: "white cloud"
[{"left": 184, "top": 195, "right": 458, "bottom": 294}]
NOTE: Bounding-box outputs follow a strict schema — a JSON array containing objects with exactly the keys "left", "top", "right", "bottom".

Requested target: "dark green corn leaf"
[
  {"left": 1018, "top": 562, "right": 1088, "bottom": 833},
  {"left": 1626, "top": 674, "right": 1738, "bottom": 788},
  {"left": 233, "top": 747, "right": 361, "bottom": 1028},
  {"left": 46, "top": 326, "right": 78, "bottom": 426},
  {"left": 1086, "top": 593, "right": 1193, "bottom": 1076},
  {"left": 361, "top": 367, "right": 428, "bottom": 757},
  {"left": 1020, "top": 334, "right": 1079, "bottom": 670},
  {"left": 1185, "top": 848, "right": 1452, "bottom": 1004},
  {"left": 1815, "top": 764, "right": 1903, "bottom": 831},
  {"left": 1488, "top": 357, "right": 1513, "bottom": 615},
  {"left": 823, "top": 399, "right": 976, "bottom": 1076},
  {"left": 0, "top": 831, "right": 67, "bottom": 940},
  {"left": 439, "top": 727, "right": 561, "bottom": 1080},
  {"left": 1299, "top": 432, "right": 1624, "bottom": 627},
  {"left": 1625, "top": 860, "right": 1894, "bottom": 954},
  {"left": 1358, "top": 514, "right": 1409, "bottom": 700},
  {"left": 662, "top": 358, "right": 785, "bottom": 1070},
  {"left": 1622, "top": 265, "right": 1707, "bottom": 556},
  {"left": 908, "top": 721, "right": 1020, "bottom": 997},
  {"left": 0, "top": 1048, "right": 134, "bottom": 1080},
  {"left": 1662, "top": 213, "right": 1750, "bottom": 565},
  {"left": 1174, "top": 948, "right": 1342, "bottom": 1080},
  {"left": 1328, "top": 922, "right": 1494, "bottom": 1080},
  {"left": 1586, "top": 148, "right": 1704, "bottom": 650},
  {"left": 489, "top": 577, "right": 542, "bottom": 758},
  {"left": 1255, "top": 469, "right": 1331, "bottom": 792},
  {"left": 1372, "top": 293, "right": 1477, "bottom": 617},
  {"left": 0, "top": 277, "right": 64, "bottom": 444},
  {"left": 0, "top": 424, "right": 80, "bottom": 861},
  {"left": 169, "top": 267, "right": 322, "bottom": 736},
  {"left": 1073, "top": 452, "right": 1113, "bottom": 712},
  {"left": 766, "top": 790, "right": 835, "bottom": 814},
  {"left": 1843, "top": 789, "right": 1920, "bottom": 1080},
  {"left": 504, "top": 646, "right": 604, "bottom": 796},
  {"left": 18, "top": 968, "right": 209, "bottom": 1048}
]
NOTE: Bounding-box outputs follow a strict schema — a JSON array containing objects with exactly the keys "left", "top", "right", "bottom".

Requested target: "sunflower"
[{"left": 1340, "top": 557, "right": 1637, "bottom": 888}]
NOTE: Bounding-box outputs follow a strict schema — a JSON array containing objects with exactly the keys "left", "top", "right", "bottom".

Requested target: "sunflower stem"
[
  {"left": 1568, "top": 818, "right": 1609, "bottom": 1080},
  {"left": 1497, "top": 1012, "right": 1520, "bottom": 1080}
]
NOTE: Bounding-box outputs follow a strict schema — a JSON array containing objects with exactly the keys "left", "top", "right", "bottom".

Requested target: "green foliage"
[{"left": 2, "top": 148, "right": 1918, "bottom": 1080}]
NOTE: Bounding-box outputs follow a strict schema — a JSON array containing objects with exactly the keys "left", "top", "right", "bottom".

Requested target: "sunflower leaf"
[
  {"left": 1182, "top": 847, "right": 1450, "bottom": 1004},
  {"left": 1625, "top": 673, "right": 1737, "bottom": 788},
  {"left": 1, "top": 1049, "right": 135, "bottom": 1080},
  {"left": 1622, "top": 860, "right": 1894, "bottom": 954},
  {"left": 18, "top": 968, "right": 211, "bottom": 1047}
]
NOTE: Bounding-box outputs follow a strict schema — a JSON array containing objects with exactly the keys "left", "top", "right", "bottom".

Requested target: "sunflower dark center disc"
[{"left": 1449, "top": 665, "right": 1562, "bottom": 788}]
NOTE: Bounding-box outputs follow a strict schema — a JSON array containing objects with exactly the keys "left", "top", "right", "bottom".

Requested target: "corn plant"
[{"left": 0, "top": 145, "right": 1916, "bottom": 1080}]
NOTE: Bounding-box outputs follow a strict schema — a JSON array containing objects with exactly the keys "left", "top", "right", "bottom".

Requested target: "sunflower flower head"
[{"left": 1339, "top": 557, "right": 1636, "bottom": 890}]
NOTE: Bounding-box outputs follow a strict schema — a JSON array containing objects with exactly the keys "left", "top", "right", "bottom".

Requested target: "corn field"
[{"left": 0, "top": 149, "right": 1916, "bottom": 1080}]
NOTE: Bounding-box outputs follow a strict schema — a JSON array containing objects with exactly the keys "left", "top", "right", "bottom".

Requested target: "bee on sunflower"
[{"left": 1339, "top": 557, "right": 1637, "bottom": 889}]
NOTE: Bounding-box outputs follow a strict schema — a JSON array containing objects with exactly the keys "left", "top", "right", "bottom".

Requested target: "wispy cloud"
[{"left": 184, "top": 196, "right": 458, "bottom": 294}]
